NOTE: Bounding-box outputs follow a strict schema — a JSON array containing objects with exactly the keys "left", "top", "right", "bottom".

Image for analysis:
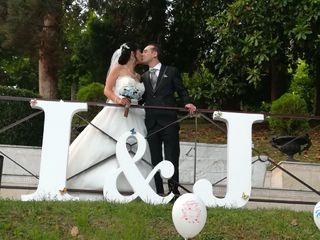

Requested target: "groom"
[{"left": 141, "top": 43, "right": 196, "bottom": 196}]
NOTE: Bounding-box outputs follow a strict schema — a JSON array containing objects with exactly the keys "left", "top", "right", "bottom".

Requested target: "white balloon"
[
  {"left": 313, "top": 201, "right": 320, "bottom": 230},
  {"left": 172, "top": 193, "right": 207, "bottom": 239}
]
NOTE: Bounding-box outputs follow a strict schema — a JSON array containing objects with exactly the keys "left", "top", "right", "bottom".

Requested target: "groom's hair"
[{"left": 148, "top": 43, "right": 162, "bottom": 61}]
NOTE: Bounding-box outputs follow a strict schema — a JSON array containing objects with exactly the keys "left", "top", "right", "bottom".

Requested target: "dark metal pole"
[{"left": 0, "top": 155, "right": 3, "bottom": 186}]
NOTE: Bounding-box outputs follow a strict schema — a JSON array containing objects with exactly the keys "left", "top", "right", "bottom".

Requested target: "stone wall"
[{"left": 0, "top": 142, "right": 268, "bottom": 189}]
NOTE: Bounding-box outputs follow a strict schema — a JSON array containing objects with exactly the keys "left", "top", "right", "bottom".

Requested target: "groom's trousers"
[{"left": 147, "top": 123, "right": 180, "bottom": 195}]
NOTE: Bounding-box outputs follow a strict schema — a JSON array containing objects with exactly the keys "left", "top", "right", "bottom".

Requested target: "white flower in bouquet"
[
  {"left": 119, "top": 86, "right": 143, "bottom": 117},
  {"left": 119, "top": 86, "right": 143, "bottom": 101}
]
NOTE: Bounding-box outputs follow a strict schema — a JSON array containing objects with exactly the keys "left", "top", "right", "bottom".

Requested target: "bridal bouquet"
[{"left": 119, "top": 86, "right": 143, "bottom": 117}]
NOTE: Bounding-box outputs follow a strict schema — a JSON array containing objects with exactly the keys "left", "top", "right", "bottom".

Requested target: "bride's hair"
[{"left": 118, "top": 42, "right": 138, "bottom": 65}]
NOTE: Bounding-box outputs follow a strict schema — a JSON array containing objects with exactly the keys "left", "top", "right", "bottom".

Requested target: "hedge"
[{"left": 0, "top": 86, "right": 44, "bottom": 146}]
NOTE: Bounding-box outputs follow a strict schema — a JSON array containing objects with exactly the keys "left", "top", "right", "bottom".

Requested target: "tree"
[
  {"left": 164, "top": 0, "right": 226, "bottom": 73},
  {"left": 0, "top": 52, "right": 38, "bottom": 91},
  {"left": 205, "top": 0, "right": 320, "bottom": 113},
  {"left": 0, "top": 0, "right": 63, "bottom": 99},
  {"left": 288, "top": 0, "right": 320, "bottom": 115},
  {"left": 59, "top": 0, "right": 168, "bottom": 100},
  {"left": 205, "top": 0, "right": 297, "bottom": 106}
]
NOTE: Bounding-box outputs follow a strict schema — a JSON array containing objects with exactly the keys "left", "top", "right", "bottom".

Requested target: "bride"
[{"left": 66, "top": 42, "right": 154, "bottom": 192}]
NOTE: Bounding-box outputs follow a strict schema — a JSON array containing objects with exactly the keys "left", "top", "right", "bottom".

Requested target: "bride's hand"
[{"left": 117, "top": 97, "right": 131, "bottom": 106}]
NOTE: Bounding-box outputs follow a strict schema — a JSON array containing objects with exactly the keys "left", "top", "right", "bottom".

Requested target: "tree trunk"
[
  {"left": 39, "top": 13, "right": 59, "bottom": 99},
  {"left": 70, "top": 80, "right": 77, "bottom": 101},
  {"left": 149, "top": 0, "right": 166, "bottom": 42}
]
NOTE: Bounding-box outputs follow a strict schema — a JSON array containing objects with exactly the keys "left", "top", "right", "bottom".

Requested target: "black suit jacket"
[{"left": 141, "top": 65, "right": 191, "bottom": 130}]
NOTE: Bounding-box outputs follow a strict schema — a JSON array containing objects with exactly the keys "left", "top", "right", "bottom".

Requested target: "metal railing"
[{"left": 1, "top": 95, "right": 320, "bottom": 206}]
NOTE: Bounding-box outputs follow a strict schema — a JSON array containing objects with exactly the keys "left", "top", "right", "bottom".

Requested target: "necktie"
[{"left": 149, "top": 68, "right": 157, "bottom": 89}]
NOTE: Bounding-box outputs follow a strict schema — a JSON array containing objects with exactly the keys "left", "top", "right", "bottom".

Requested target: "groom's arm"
[
  {"left": 170, "top": 66, "right": 197, "bottom": 114},
  {"left": 138, "top": 74, "right": 147, "bottom": 105},
  {"left": 139, "top": 92, "right": 146, "bottom": 105},
  {"left": 170, "top": 67, "right": 192, "bottom": 105}
]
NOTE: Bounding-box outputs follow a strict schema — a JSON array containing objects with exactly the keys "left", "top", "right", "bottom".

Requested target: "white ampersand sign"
[{"left": 103, "top": 130, "right": 175, "bottom": 204}]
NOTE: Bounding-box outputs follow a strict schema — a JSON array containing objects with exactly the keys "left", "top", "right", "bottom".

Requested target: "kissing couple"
[{"left": 67, "top": 42, "right": 196, "bottom": 197}]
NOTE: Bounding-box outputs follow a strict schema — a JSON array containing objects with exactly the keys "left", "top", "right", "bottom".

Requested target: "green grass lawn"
[
  {"left": 0, "top": 200, "right": 319, "bottom": 239},
  {"left": 1, "top": 115, "right": 320, "bottom": 239}
]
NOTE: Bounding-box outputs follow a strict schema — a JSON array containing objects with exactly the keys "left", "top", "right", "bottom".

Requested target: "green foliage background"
[
  {"left": 0, "top": 86, "right": 43, "bottom": 146},
  {"left": 0, "top": 0, "right": 319, "bottom": 145},
  {"left": 268, "top": 93, "right": 310, "bottom": 136},
  {"left": 75, "top": 82, "right": 105, "bottom": 123}
]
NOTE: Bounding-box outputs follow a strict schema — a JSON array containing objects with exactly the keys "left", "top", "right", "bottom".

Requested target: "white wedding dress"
[{"left": 66, "top": 75, "right": 154, "bottom": 192}]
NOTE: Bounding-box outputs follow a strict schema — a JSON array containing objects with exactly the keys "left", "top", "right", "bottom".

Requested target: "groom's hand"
[{"left": 185, "top": 103, "right": 197, "bottom": 115}]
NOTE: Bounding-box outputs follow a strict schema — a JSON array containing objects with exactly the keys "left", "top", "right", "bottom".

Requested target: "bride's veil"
[
  {"left": 107, "top": 43, "right": 131, "bottom": 77},
  {"left": 106, "top": 48, "right": 121, "bottom": 77}
]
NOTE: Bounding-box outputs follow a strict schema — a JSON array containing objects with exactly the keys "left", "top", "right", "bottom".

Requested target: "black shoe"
[
  {"left": 157, "top": 191, "right": 164, "bottom": 196},
  {"left": 168, "top": 183, "right": 180, "bottom": 194},
  {"left": 172, "top": 189, "right": 180, "bottom": 195},
  {"left": 169, "top": 193, "right": 180, "bottom": 203},
  {"left": 168, "top": 188, "right": 180, "bottom": 195},
  {"left": 168, "top": 186, "right": 180, "bottom": 194}
]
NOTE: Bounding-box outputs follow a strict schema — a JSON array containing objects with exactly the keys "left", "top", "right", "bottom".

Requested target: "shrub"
[
  {"left": 0, "top": 86, "right": 44, "bottom": 146},
  {"left": 75, "top": 82, "right": 105, "bottom": 123},
  {"left": 182, "top": 63, "right": 236, "bottom": 109},
  {"left": 289, "top": 59, "right": 315, "bottom": 113},
  {"left": 268, "top": 93, "right": 309, "bottom": 136},
  {"left": 76, "top": 82, "right": 105, "bottom": 102}
]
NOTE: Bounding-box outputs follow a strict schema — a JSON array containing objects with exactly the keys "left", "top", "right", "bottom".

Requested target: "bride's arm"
[
  {"left": 104, "top": 66, "right": 121, "bottom": 103},
  {"left": 104, "top": 66, "right": 130, "bottom": 106}
]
